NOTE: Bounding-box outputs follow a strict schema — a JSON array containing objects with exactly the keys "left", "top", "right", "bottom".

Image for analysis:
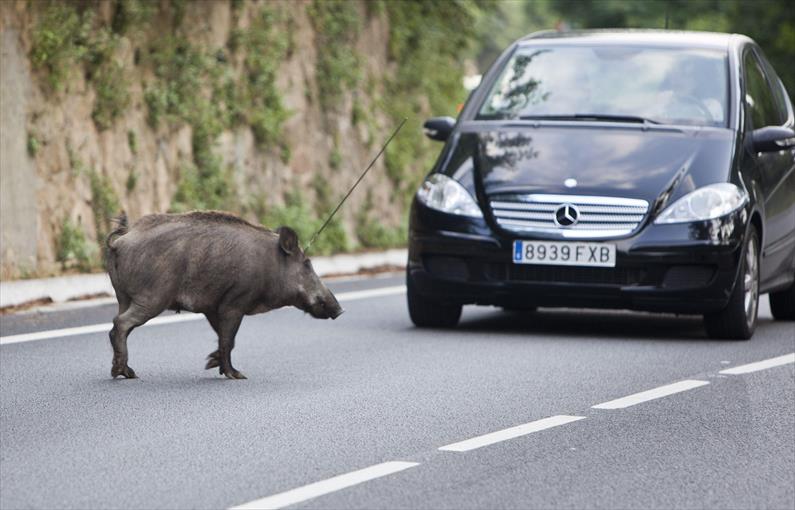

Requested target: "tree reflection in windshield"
[
  {"left": 481, "top": 50, "right": 550, "bottom": 118},
  {"left": 478, "top": 46, "right": 728, "bottom": 128}
]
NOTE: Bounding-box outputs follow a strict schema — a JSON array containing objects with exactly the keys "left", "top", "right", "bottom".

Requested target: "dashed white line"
[
  {"left": 591, "top": 380, "right": 710, "bottom": 410},
  {"left": 438, "top": 415, "right": 586, "bottom": 452},
  {"left": 229, "top": 461, "right": 419, "bottom": 510},
  {"left": 0, "top": 285, "right": 406, "bottom": 346},
  {"left": 719, "top": 353, "right": 795, "bottom": 375}
]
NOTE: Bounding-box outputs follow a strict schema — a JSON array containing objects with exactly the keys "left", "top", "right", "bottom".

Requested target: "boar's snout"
[{"left": 307, "top": 290, "right": 344, "bottom": 320}]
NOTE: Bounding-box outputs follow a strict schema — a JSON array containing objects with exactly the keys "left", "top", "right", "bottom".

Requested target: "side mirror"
[
  {"left": 751, "top": 126, "right": 795, "bottom": 152},
  {"left": 423, "top": 117, "right": 456, "bottom": 142}
]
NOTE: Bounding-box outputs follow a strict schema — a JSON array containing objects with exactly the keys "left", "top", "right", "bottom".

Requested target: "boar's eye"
[{"left": 303, "top": 259, "right": 312, "bottom": 270}]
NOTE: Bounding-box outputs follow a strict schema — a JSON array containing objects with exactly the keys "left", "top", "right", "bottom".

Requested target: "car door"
[{"left": 742, "top": 47, "right": 795, "bottom": 291}]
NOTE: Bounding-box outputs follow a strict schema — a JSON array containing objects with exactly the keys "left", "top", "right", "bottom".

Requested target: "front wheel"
[
  {"left": 407, "top": 273, "right": 462, "bottom": 328},
  {"left": 704, "top": 227, "right": 759, "bottom": 340}
]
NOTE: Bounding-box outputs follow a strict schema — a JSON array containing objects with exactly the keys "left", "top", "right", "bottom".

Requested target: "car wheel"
[
  {"left": 769, "top": 279, "right": 795, "bottom": 320},
  {"left": 703, "top": 226, "right": 759, "bottom": 340},
  {"left": 406, "top": 273, "right": 462, "bottom": 328}
]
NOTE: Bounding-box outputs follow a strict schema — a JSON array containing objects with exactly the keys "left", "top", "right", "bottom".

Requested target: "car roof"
[{"left": 518, "top": 29, "right": 747, "bottom": 51}]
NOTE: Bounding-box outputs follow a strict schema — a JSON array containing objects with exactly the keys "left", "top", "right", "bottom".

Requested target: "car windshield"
[{"left": 478, "top": 46, "right": 729, "bottom": 127}]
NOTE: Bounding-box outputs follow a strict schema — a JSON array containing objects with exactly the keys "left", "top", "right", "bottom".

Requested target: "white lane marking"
[
  {"left": 438, "top": 415, "right": 586, "bottom": 453},
  {"left": 592, "top": 379, "right": 710, "bottom": 410},
  {"left": 229, "top": 461, "right": 419, "bottom": 510},
  {"left": 719, "top": 353, "right": 795, "bottom": 375},
  {"left": 0, "top": 285, "right": 406, "bottom": 346}
]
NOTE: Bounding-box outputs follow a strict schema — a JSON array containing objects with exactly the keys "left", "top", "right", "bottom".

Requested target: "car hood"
[{"left": 444, "top": 124, "right": 736, "bottom": 206}]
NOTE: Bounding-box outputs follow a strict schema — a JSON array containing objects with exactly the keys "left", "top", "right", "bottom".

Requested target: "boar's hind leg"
[
  {"left": 215, "top": 312, "right": 246, "bottom": 380},
  {"left": 109, "top": 303, "right": 158, "bottom": 379}
]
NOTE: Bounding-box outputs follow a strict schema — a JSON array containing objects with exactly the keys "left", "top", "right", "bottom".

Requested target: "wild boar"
[{"left": 105, "top": 211, "right": 343, "bottom": 380}]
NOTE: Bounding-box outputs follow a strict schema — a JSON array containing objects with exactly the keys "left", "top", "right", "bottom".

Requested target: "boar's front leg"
[{"left": 205, "top": 310, "right": 246, "bottom": 379}]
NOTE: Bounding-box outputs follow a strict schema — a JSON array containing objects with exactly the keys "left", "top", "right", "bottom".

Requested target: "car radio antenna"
[{"left": 304, "top": 117, "right": 407, "bottom": 252}]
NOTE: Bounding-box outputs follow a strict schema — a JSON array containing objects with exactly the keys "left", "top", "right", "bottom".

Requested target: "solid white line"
[
  {"left": 592, "top": 380, "right": 710, "bottom": 410},
  {"left": 719, "top": 353, "right": 795, "bottom": 375},
  {"left": 438, "top": 415, "right": 586, "bottom": 453},
  {"left": 0, "top": 285, "right": 406, "bottom": 346},
  {"left": 229, "top": 461, "right": 419, "bottom": 510}
]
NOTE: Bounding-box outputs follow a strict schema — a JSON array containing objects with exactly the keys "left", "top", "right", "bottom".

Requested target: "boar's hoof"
[
  {"left": 205, "top": 351, "right": 221, "bottom": 370},
  {"left": 223, "top": 369, "right": 247, "bottom": 380},
  {"left": 111, "top": 365, "right": 137, "bottom": 379}
]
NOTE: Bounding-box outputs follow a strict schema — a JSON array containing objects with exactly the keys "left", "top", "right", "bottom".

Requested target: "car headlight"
[
  {"left": 654, "top": 183, "right": 748, "bottom": 224},
  {"left": 416, "top": 174, "right": 483, "bottom": 218}
]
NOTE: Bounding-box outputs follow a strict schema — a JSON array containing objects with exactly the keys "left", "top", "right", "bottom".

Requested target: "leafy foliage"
[
  {"left": 56, "top": 219, "right": 97, "bottom": 271},
  {"left": 307, "top": 0, "right": 362, "bottom": 112},
  {"left": 31, "top": 3, "right": 129, "bottom": 129}
]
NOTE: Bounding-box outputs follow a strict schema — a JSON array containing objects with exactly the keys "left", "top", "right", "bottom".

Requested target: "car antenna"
[{"left": 304, "top": 117, "right": 407, "bottom": 252}]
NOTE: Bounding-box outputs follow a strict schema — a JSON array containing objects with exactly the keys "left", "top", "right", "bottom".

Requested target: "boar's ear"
[{"left": 276, "top": 226, "right": 299, "bottom": 256}]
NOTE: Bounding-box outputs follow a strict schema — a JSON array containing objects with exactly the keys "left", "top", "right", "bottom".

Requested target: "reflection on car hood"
[{"left": 447, "top": 124, "right": 735, "bottom": 205}]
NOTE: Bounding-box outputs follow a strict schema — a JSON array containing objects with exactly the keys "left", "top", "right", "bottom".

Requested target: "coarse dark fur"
[{"left": 105, "top": 210, "right": 343, "bottom": 379}]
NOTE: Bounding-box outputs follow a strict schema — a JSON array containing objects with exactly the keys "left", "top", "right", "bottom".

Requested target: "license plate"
[{"left": 513, "top": 240, "right": 616, "bottom": 267}]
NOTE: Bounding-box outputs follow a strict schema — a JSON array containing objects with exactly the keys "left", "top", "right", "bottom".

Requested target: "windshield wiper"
[{"left": 519, "top": 113, "right": 662, "bottom": 125}]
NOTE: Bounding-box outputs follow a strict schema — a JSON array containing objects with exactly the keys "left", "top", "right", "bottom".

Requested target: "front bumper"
[{"left": 408, "top": 200, "right": 749, "bottom": 314}]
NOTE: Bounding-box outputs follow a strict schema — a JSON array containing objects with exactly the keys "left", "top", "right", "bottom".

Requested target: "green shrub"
[
  {"left": 56, "top": 219, "right": 97, "bottom": 271},
  {"left": 355, "top": 192, "right": 407, "bottom": 249},
  {"left": 27, "top": 132, "right": 40, "bottom": 157},
  {"left": 170, "top": 160, "right": 234, "bottom": 213},
  {"left": 356, "top": 218, "right": 407, "bottom": 249},
  {"left": 261, "top": 189, "right": 349, "bottom": 256}
]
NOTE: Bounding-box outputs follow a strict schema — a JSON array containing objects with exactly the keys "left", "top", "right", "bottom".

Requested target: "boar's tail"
[{"left": 105, "top": 212, "right": 128, "bottom": 252}]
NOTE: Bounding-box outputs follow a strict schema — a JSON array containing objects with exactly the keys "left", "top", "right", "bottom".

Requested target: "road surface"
[{"left": 1, "top": 273, "right": 793, "bottom": 509}]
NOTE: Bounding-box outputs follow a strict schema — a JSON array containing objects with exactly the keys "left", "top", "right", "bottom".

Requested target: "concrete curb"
[{"left": 0, "top": 248, "right": 407, "bottom": 308}]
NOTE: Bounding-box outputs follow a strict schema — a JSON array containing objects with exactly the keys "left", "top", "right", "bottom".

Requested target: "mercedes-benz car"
[{"left": 407, "top": 30, "right": 795, "bottom": 339}]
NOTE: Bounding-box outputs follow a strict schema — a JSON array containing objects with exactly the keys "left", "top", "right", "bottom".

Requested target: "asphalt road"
[{"left": 1, "top": 273, "right": 793, "bottom": 510}]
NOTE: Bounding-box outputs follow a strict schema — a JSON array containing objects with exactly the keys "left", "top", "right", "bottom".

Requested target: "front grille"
[
  {"left": 490, "top": 194, "right": 649, "bottom": 239},
  {"left": 506, "top": 264, "right": 648, "bottom": 286}
]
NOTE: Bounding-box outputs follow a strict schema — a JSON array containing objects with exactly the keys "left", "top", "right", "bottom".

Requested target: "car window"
[
  {"left": 477, "top": 46, "right": 728, "bottom": 127},
  {"left": 743, "top": 51, "right": 782, "bottom": 128},
  {"left": 757, "top": 51, "right": 791, "bottom": 125}
]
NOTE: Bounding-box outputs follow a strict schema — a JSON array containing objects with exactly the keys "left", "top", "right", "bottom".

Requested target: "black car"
[{"left": 407, "top": 30, "right": 795, "bottom": 339}]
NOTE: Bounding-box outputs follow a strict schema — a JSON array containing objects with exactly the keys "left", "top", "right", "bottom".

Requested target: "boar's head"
[{"left": 276, "top": 226, "right": 344, "bottom": 320}]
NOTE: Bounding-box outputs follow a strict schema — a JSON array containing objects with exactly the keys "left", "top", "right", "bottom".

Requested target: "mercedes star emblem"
[{"left": 554, "top": 204, "right": 580, "bottom": 227}]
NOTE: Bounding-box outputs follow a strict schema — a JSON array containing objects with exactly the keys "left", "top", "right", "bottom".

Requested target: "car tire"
[
  {"left": 407, "top": 273, "right": 462, "bottom": 328},
  {"left": 769, "top": 279, "right": 795, "bottom": 320},
  {"left": 703, "top": 226, "right": 759, "bottom": 340}
]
